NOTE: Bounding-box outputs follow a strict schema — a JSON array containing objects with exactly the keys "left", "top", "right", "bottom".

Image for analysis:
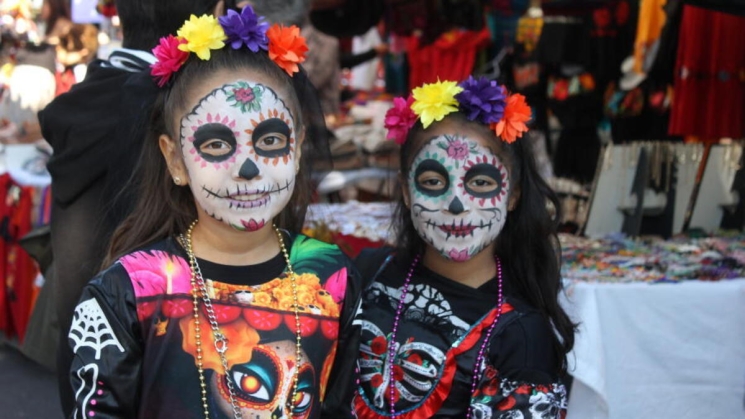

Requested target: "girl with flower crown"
[
  {"left": 65, "top": 7, "right": 360, "bottom": 419},
  {"left": 352, "top": 78, "right": 576, "bottom": 418}
]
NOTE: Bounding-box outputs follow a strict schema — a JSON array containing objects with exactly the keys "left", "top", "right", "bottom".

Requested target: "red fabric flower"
[
  {"left": 384, "top": 96, "right": 417, "bottom": 145},
  {"left": 497, "top": 395, "right": 517, "bottom": 410},
  {"left": 493, "top": 93, "right": 531, "bottom": 144},
  {"left": 370, "top": 335, "right": 387, "bottom": 355},
  {"left": 266, "top": 24, "right": 308, "bottom": 76},
  {"left": 151, "top": 35, "right": 189, "bottom": 87}
]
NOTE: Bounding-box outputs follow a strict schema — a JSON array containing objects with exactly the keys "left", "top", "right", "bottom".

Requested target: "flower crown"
[
  {"left": 150, "top": 6, "right": 308, "bottom": 87},
  {"left": 384, "top": 77, "right": 532, "bottom": 145}
]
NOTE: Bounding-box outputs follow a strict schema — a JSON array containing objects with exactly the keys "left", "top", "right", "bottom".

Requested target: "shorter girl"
[
  {"left": 354, "top": 78, "right": 575, "bottom": 418},
  {"left": 66, "top": 7, "right": 359, "bottom": 419}
]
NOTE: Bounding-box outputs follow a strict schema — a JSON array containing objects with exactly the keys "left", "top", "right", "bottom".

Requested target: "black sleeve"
[
  {"left": 354, "top": 247, "right": 394, "bottom": 290},
  {"left": 492, "top": 310, "right": 561, "bottom": 383},
  {"left": 340, "top": 49, "right": 378, "bottom": 69},
  {"left": 469, "top": 311, "right": 567, "bottom": 418},
  {"left": 66, "top": 265, "right": 143, "bottom": 419},
  {"left": 320, "top": 259, "right": 364, "bottom": 418}
]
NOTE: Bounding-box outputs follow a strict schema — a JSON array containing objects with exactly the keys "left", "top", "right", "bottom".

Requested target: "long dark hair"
[
  {"left": 394, "top": 113, "right": 576, "bottom": 371},
  {"left": 104, "top": 46, "right": 327, "bottom": 266}
]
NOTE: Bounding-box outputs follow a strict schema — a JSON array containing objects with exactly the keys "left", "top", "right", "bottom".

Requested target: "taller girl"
[
  {"left": 66, "top": 7, "right": 359, "bottom": 419},
  {"left": 354, "top": 78, "right": 575, "bottom": 418}
]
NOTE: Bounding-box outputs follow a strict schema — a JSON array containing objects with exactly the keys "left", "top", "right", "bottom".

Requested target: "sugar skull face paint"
[
  {"left": 408, "top": 135, "right": 510, "bottom": 261},
  {"left": 180, "top": 79, "right": 297, "bottom": 231}
]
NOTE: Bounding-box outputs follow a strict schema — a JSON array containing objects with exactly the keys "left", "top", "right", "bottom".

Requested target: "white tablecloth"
[{"left": 563, "top": 279, "right": 745, "bottom": 419}]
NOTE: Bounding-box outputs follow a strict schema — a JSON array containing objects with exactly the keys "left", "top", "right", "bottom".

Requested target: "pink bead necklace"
[{"left": 386, "top": 255, "right": 504, "bottom": 418}]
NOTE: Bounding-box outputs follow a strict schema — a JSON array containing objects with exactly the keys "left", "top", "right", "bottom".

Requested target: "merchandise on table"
[
  {"left": 561, "top": 233, "right": 745, "bottom": 283},
  {"left": 304, "top": 202, "right": 396, "bottom": 257}
]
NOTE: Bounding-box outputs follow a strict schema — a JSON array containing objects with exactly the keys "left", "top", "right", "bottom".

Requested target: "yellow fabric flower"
[
  {"left": 411, "top": 80, "right": 463, "bottom": 128},
  {"left": 177, "top": 14, "right": 226, "bottom": 60}
]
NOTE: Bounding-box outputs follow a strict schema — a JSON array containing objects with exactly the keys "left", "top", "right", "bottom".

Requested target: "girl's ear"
[
  {"left": 159, "top": 134, "right": 189, "bottom": 185},
  {"left": 508, "top": 183, "right": 521, "bottom": 211},
  {"left": 294, "top": 125, "right": 305, "bottom": 174},
  {"left": 399, "top": 171, "right": 411, "bottom": 209}
]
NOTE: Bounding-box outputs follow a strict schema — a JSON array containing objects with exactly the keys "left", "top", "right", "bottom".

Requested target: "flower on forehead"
[
  {"left": 456, "top": 76, "right": 507, "bottom": 124},
  {"left": 266, "top": 24, "right": 308, "bottom": 76},
  {"left": 493, "top": 93, "right": 532, "bottom": 144},
  {"left": 227, "top": 81, "right": 264, "bottom": 112},
  {"left": 151, "top": 35, "right": 190, "bottom": 87},
  {"left": 411, "top": 80, "right": 463, "bottom": 129},
  {"left": 218, "top": 6, "right": 269, "bottom": 52},
  {"left": 384, "top": 96, "right": 417, "bottom": 145},
  {"left": 177, "top": 14, "right": 226, "bottom": 60}
]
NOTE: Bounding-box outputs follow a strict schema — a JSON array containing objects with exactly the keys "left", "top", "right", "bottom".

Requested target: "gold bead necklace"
[{"left": 180, "top": 220, "right": 302, "bottom": 419}]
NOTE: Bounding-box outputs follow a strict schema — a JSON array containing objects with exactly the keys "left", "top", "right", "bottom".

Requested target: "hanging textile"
[
  {"left": 633, "top": 0, "right": 667, "bottom": 73},
  {"left": 668, "top": 5, "right": 745, "bottom": 140},
  {"left": 0, "top": 173, "right": 37, "bottom": 343},
  {"left": 406, "top": 28, "right": 491, "bottom": 88}
]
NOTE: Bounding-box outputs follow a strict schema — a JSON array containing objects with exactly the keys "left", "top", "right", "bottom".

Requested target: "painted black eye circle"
[
  {"left": 413, "top": 159, "right": 450, "bottom": 197},
  {"left": 252, "top": 117, "right": 292, "bottom": 158},
  {"left": 192, "top": 123, "right": 237, "bottom": 162},
  {"left": 464, "top": 163, "right": 505, "bottom": 198}
]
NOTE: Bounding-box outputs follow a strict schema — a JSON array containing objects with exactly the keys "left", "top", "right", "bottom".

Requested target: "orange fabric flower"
[
  {"left": 179, "top": 315, "right": 259, "bottom": 371},
  {"left": 492, "top": 93, "right": 531, "bottom": 144},
  {"left": 266, "top": 24, "right": 308, "bottom": 75}
]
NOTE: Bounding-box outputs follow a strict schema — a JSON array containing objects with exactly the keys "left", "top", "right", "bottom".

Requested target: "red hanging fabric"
[
  {"left": 406, "top": 28, "right": 491, "bottom": 88},
  {"left": 668, "top": 5, "right": 745, "bottom": 140}
]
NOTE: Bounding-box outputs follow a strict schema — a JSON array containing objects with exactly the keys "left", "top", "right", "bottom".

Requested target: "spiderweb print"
[{"left": 69, "top": 298, "right": 125, "bottom": 360}]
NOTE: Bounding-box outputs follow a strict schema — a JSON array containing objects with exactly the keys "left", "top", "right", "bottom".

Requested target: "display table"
[
  {"left": 560, "top": 234, "right": 745, "bottom": 419},
  {"left": 563, "top": 279, "right": 745, "bottom": 419}
]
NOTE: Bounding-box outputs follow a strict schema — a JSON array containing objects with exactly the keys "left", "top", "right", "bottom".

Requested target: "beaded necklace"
[
  {"left": 181, "top": 220, "right": 302, "bottom": 419},
  {"left": 386, "top": 255, "right": 504, "bottom": 418}
]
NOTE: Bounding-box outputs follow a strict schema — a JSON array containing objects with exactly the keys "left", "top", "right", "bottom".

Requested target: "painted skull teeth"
[{"left": 202, "top": 179, "right": 294, "bottom": 200}]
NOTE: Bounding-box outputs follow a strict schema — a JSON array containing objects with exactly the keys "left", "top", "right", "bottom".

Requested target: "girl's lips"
[
  {"left": 227, "top": 192, "right": 266, "bottom": 202},
  {"left": 438, "top": 224, "right": 477, "bottom": 237}
]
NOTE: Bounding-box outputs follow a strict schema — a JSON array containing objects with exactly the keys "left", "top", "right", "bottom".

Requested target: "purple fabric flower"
[
  {"left": 218, "top": 6, "right": 269, "bottom": 52},
  {"left": 456, "top": 76, "right": 507, "bottom": 124}
]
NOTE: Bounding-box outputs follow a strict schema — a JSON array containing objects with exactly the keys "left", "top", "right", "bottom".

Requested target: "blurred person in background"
[
  {"left": 37, "top": 0, "right": 237, "bottom": 415},
  {"left": 0, "top": 0, "right": 55, "bottom": 143}
]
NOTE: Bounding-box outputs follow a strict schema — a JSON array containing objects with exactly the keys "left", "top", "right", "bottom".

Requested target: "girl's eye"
[
  {"left": 200, "top": 139, "right": 233, "bottom": 156},
  {"left": 257, "top": 134, "right": 287, "bottom": 150},
  {"left": 467, "top": 176, "right": 498, "bottom": 193},
  {"left": 417, "top": 172, "right": 447, "bottom": 191}
]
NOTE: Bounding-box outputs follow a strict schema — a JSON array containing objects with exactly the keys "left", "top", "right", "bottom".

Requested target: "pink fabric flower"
[
  {"left": 446, "top": 139, "right": 469, "bottom": 160},
  {"left": 384, "top": 96, "right": 417, "bottom": 145},
  {"left": 150, "top": 35, "right": 189, "bottom": 87}
]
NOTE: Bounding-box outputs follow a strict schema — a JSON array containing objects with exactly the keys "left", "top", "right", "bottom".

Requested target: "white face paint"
[
  {"left": 408, "top": 135, "right": 510, "bottom": 261},
  {"left": 180, "top": 79, "right": 297, "bottom": 231}
]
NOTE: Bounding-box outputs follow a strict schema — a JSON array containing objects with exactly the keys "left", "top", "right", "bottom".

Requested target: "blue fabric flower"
[
  {"left": 218, "top": 6, "right": 269, "bottom": 52},
  {"left": 456, "top": 76, "right": 507, "bottom": 124}
]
